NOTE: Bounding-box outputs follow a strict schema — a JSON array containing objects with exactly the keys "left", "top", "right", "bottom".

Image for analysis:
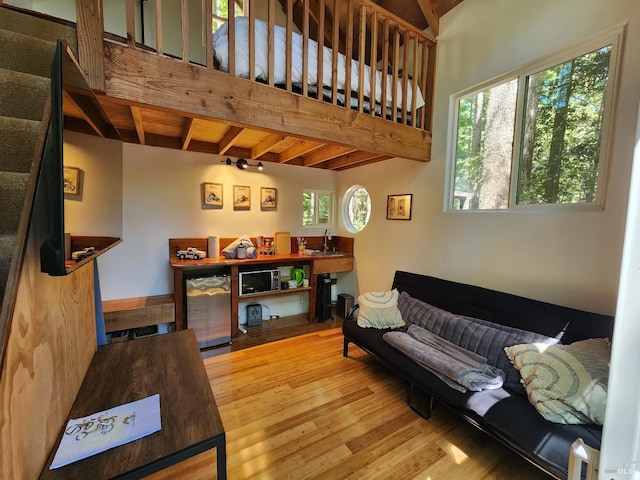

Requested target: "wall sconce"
[{"left": 224, "top": 158, "right": 263, "bottom": 171}]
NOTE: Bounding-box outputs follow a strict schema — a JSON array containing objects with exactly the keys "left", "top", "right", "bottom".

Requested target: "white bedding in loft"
[{"left": 212, "top": 16, "right": 425, "bottom": 113}]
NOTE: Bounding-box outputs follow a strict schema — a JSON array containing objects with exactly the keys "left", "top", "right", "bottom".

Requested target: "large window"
[
  {"left": 448, "top": 29, "right": 621, "bottom": 211},
  {"left": 303, "top": 190, "right": 334, "bottom": 227}
]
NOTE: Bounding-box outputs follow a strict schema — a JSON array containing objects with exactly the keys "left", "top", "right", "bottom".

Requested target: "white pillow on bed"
[{"left": 356, "top": 289, "right": 405, "bottom": 329}]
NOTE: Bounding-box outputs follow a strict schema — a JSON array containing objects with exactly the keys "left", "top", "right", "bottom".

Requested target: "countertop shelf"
[
  {"left": 170, "top": 252, "right": 351, "bottom": 269},
  {"left": 64, "top": 236, "right": 122, "bottom": 274},
  {"left": 238, "top": 286, "right": 311, "bottom": 301}
]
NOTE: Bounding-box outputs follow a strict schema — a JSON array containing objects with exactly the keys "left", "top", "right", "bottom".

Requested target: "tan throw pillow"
[
  {"left": 357, "top": 289, "right": 406, "bottom": 329},
  {"left": 505, "top": 338, "right": 611, "bottom": 425}
]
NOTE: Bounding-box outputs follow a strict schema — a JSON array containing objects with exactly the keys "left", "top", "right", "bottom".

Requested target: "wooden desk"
[{"left": 39, "top": 330, "right": 226, "bottom": 480}]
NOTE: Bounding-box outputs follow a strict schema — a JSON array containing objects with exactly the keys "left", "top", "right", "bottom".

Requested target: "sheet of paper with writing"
[{"left": 50, "top": 394, "right": 161, "bottom": 469}]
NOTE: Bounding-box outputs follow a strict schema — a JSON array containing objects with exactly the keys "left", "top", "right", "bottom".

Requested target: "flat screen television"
[{"left": 39, "top": 41, "right": 121, "bottom": 276}]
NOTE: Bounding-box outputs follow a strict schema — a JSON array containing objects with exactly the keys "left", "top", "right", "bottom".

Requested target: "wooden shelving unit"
[{"left": 64, "top": 235, "right": 122, "bottom": 274}]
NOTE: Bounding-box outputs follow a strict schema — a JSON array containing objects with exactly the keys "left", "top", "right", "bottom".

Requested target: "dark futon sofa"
[{"left": 342, "top": 271, "right": 614, "bottom": 480}]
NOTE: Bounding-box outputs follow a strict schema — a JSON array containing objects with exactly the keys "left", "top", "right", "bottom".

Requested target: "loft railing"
[{"left": 107, "top": 0, "right": 436, "bottom": 131}]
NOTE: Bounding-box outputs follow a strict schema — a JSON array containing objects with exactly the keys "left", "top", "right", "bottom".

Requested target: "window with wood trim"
[
  {"left": 303, "top": 190, "right": 334, "bottom": 227},
  {"left": 447, "top": 28, "right": 622, "bottom": 211}
]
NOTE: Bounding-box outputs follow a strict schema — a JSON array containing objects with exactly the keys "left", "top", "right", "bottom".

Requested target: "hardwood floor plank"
[{"left": 145, "top": 328, "right": 553, "bottom": 480}]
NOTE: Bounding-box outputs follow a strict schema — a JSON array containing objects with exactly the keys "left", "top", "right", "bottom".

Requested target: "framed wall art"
[
  {"left": 63, "top": 166, "right": 82, "bottom": 197},
  {"left": 202, "top": 182, "right": 223, "bottom": 208},
  {"left": 387, "top": 194, "right": 412, "bottom": 220},
  {"left": 260, "top": 187, "right": 277, "bottom": 210},
  {"left": 233, "top": 185, "right": 251, "bottom": 210}
]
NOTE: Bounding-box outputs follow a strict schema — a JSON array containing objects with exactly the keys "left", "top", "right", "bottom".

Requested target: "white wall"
[
  {"left": 600, "top": 104, "right": 640, "bottom": 479},
  {"left": 338, "top": 0, "right": 640, "bottom": 315},
  {"left": 63, "top": 131, "right": 123, "bottom": 238},
  {"left": 95, "top": 142, "right": 337, "bottom": 302}
]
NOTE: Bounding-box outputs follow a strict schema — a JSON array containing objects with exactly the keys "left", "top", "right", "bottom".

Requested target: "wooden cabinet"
[
  {"left": 311, "top": 256, "right": 354, "bottom": 275},
  {"left": 169, "top": 237, "right": 354, "bottom": 338}
]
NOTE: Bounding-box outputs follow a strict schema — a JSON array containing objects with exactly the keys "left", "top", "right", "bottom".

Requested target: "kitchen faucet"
[{"left": 323, "top": 229, "right": 331, "bottom": 252}]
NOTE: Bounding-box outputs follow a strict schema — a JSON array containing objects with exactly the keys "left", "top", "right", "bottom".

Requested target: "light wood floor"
[{"left": 147, "top": 328, "right": 552, "bottom": 479}]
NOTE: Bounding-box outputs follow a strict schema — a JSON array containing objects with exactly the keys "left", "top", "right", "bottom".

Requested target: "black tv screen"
[{"left": 39, "top": 42, "right": 121, "bottom": 276}]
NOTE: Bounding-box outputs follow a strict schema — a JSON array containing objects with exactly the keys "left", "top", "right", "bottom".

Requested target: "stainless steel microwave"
[{"left": 239, "top": 269, "right": 280, "bottom": 296}]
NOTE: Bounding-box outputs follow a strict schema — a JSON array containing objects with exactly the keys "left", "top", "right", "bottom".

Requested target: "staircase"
[{"left": 0, "top": 7, "right": 77, "bottom": 347}]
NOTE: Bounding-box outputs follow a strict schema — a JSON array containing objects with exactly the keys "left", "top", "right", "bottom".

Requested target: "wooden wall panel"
[{"left": 0, "top": 197, "right": 96, "bottom": 479}]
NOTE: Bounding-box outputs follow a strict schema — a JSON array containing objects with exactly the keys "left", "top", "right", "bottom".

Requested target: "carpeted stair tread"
[
  {"left": 0, "top": 116, "right": 40, "bottom": 173},
  {"left": 0, "top": 7, "right": 77, "bottom": 53},
  {"left": 0, "top": 68, "right": 49, "bottom": 121},
  {"left": 0, "top": 233, "right": 16, "bottom": 303},
  {"left": 0, "top": 29, "right": 56, "bottom": 77},
  {"left": 0, "top": 172, "right": 28, "bottom": 235}
]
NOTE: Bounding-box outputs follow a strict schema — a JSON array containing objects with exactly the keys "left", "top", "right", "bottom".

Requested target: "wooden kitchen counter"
[{"left": 169, "top": 237, "right": 354, "bottom": 338}]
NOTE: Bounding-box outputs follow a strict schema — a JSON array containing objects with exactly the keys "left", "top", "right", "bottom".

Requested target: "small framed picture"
[
  {"left": 233, "top": 185, "right": 251, "bottom": 210},
  {"left": 202, "top": 182, "right": 223, "bottom": 208},
  {"left": 260, "top": 187, "right": 277, "bottom": 210},
  {"left": 387, "top": 194, "right": 412, "bottom": 220},
  {"left": 63, "top": 166, "right": 82, "bottom": 197}
]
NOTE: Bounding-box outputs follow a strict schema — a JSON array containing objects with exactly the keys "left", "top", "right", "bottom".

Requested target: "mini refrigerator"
[{"left": 185, "top": 269, "right": 231, "bottom": 349}]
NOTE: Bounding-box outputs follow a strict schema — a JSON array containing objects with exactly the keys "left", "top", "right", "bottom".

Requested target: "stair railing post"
[{"left": 75, "top": 0, "right": 105, "bottom": 92}]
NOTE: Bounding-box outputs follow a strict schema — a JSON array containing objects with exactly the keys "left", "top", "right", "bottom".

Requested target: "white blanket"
[{"left": 213, "top": 16, "right": 425, "bottom": 113}]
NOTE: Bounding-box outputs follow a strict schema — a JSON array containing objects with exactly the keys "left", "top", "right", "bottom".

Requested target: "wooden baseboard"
[{"left": 103, "top": 294, "right": 174, "bottom": 333}]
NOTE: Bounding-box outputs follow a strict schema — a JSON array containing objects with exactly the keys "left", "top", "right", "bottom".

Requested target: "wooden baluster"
[
  {"left": 228, "top": 0, "right": 236, "bottom": 77},
  {"left": 369, "top": 11, "right": 377, "bottom": 116},
  {"left": 302, "top": 0, "right": 309, "bottom": 97},
  {"left": 380, "top": 18, "right": 389, "bottom": 120},
  {"left": 345, "top": 0, "right": 353, "bottom": 110},
  {"left": 180, "top": 0, "right": 189, "bottom": 62},
  {"left": 411, "top": 34, "right": 420, "bottom": 127},
  {"left": 155, "top": 0, "right": 163, "bottom": 56},
  {"left": 268, "top": 0, "right": 275, "bottom": 86},
  {"left": 317, "top": 0, "right": 325, "bottom": 102},
  {"left": 205, "top": 0, "right": 212, "bottom": 69},
  {"left": 249, "top": 0, "right": 255, "bottom": 81},
  {"left": 357, "top": 4, "right": 366, "bottom": 113},
  {"left": 125, "top": 0, "right": 135, "bottom": 48},
  {"left": 401, "top": 30, "right": 409, "bottom": 124},
  {"left": 331, "top": 0, "right": 339, "bottom": 105},
  {"left": 419, "top": 39, "right": 428, "bottom": 130},
  {"left": 390, "top": 27, "right": 399, "bottom": 117},
  {"left": 286, "top": 0, "right": 293, "bottom": 91},
  {"left": 425, "top": 42, "right": 437, "bottom": 132}
]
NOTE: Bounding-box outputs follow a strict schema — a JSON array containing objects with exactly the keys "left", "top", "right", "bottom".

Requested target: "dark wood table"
[{"left": 39, "top": 330, "right": 226, "bottom": 479}]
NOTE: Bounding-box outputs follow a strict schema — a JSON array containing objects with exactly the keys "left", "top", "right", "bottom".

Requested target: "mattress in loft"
[{"left": 213, "top": 16, "right": 425, "bottom": 113}]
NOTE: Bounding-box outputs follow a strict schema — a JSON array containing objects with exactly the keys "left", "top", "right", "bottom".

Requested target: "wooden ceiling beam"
[
  {"left": 303, "top": 144, "right": 356, "bottom": 166},
  {"left": 130, "top": 105, "right": 145, "bottom": 145},
  {"left": 181, "top": 117, "right": 195, "bottom": 150},
  {"left": 251, "top": 133, "right": 287, "bottom": 159},
  {"left": 415, "top": 0, "right": 440, "bottom": 36},
  {"left": 63, "top": 90, "right": 109, "bottom": 138},
  {"left": 218, "top": 126, "right": 244, "bottom": 154},
  {"left": 278, "top": 139, "right": 325, "bottom": 163},
  {"left": 325, "top": 150, "right": 389, "bottom": 169},
  {"left": 336, "top": 155, "right": 389, "bottom": 170}
]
